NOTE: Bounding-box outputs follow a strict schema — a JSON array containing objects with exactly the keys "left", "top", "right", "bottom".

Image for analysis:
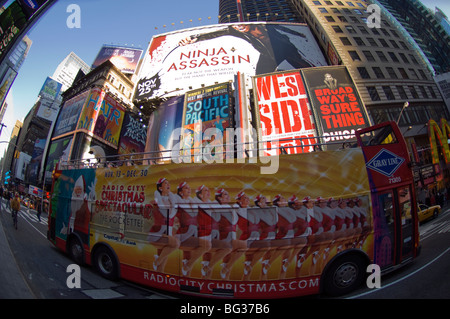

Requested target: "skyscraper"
[
  {"left": 52, "top": 51, "right": 91, "bottom": 91},
  {"left": 219, "top": 0, "right": 303, "bottom": 23}
]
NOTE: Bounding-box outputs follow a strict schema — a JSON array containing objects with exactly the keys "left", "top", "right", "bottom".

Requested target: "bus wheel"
[
  {"left": 68, "top": 236, "right": 84, "bottom": 265},
  {"left": 323, "top": 255, "right": 367, "bottom": 296},
  {"left": 93, "top": 245, "right": 119, "bottom": 281}
]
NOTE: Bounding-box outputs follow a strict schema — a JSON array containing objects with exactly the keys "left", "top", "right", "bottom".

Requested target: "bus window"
[{"left": 360, "top": 125, "right": 398, "bottom": 146}]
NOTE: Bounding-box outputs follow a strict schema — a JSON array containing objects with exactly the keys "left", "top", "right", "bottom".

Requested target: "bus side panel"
[
  {"left": 50, "top": 168, "right": 97, "bottom": 253},
  {"left": 85, "top": 149, "right": 374, "bottom": 298}
]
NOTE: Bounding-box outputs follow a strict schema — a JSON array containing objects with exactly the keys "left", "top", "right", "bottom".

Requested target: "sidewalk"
[{"left": 0, "top": 204, "right": 35, "bottom": 298}]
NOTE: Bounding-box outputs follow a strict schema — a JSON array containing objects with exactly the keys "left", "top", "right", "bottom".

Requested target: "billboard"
[
  {"left": 77, "top": 88, "right": 126, "bottom": 148},
  {"left": 53, "top": 90, "right": 89, "bottom": 138},
  {"left": 0, "top": 1, "right": 27, "bottom": 62},
  {"left": 92, "top": 45, "right": 143, "bottom": 74},
  {"left": 39, "top": 76, "right": 63, "bottom": 100},
  {"left": 301, "top": 66, "right": 369, "bottom": 147},
  {"left": 118, "top": 112, "right": 147, "bottom": 155},
  {"left": 134, "top": 22, "right": 327, "bottom": 101},
  {"left": 144, "top": 95, "right": 185, "bottom": 160},
  {"left": 253, "top": 71, "right": 317, "bottom": 156}
]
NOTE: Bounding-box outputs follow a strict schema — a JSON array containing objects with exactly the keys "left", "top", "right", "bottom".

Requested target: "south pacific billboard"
[{"left": 134, "top": 22, "right": 327, "bottom": 101}]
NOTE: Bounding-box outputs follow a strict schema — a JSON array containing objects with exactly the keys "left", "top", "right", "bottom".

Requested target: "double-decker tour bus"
[{"left": 47, "top": 121, "right": 420, "bottom": 298}]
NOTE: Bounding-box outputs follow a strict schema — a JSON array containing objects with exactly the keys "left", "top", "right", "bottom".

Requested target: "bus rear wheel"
[
  {"left": 323, "top": 254, "right": 367, "bottom": 296},
  {"left": 93, "top": 245, "right": 119, "bottom": 281},
  {"left": 68, "top": 236, "right": 84, "bottom": 265}
]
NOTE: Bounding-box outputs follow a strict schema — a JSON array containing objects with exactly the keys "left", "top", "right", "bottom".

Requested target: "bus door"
[
  {"left": 356, "top": 121, "right": 418, "bottom": 269},
  {"left": 373, "top": 185, "right": 414, "bottom": 268}
]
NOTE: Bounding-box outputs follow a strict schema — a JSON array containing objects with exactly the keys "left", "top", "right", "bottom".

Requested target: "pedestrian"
[{"left": 36, "top": 198, "right": 42, "bottom": 222}]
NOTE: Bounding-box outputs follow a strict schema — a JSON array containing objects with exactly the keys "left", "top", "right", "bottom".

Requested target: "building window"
[
  {"left": 357, "top": 67, "right": 370, "bottom": 79},
  {"left": 409, "top": 69, "right": 419, "bottom": 79},
  {"left": 428, "top": 86, "right": 437, "bottom": 99},
  {"left": 419, "top": 86, "right": 429, "bottom": 99},
  {"left": 386, "top": 67, "right": 398, "bottom": 79},
  {"left": 367, "top": 37, "right": 377, "bottom": 46},
  {"left": 335, "top": 1, "right": 344, "bottom": 5},
  {"left": 345, "top": 25, "right": 356, "bottom": 33},
  {"left": 388, "top": 52, "right": 399, "bottom": 63},
  {"left": 340, "top": 37, "right": 352, "bottom": 45},
  {"left": 408, "top": 54, "right": 418, "bottom": 64},
  {"left": 367, "top": 86, "right": 381, "bottom": 101},
  {"left": 332, "top": 25, "right": 343, "bottom": 33},
  {"left": 376, "top": 51, "right": 388, "bottom": 62},
  {"left": 378, "top": 38, "right": 389, "bottom": 47},
  {"left": 346, "top": 1, "right": 355, "bottom": 6},
  {"left": 353, "top": 37, "right": 365, "bottom": 46},
  {"left": 398, "top": 68, "right": 409, "bottom": 79},
  {"left": 399, "top": 53, "right": 409, "bottom": 64},
  {"left": 348, "top": 50, "right": 361, "bottom": 61},
  {"left": 382, "top": 86, "right": 395, "bottom": 100},
  {"left": 418, "top": 69, "right": 428, "bottom": 80},
  {"left": 331, "top": 7, "right": 340, "bottom": 13},
  {"left": 358, "top": 25, "right": 369, "bottom": 34},
  {"left": 389, "top": 40, "right": 399, "bottom": 49},
  {"left": 325, "top": 15, "right": 335, "bottom": 22},
  {"left": 396, "top": 86, "right": 408, "bottom": 100},
  {"left": 409, "top": 86, "right": 419, "bottom": 99},
  {"left": 373, "top": 67, "right": 385, "bottom": 79},
  {"left": 363, "top": 50, "right": 375, "bottom": 61},
  {"left": 313, "top": 1, "right": 322, "bottom": 5},
  {"left": 338, "top": 15, "right": 347, "bottom": 22},
  {"left": 319, "top": 7, "right": 328, "bottom": 13}
]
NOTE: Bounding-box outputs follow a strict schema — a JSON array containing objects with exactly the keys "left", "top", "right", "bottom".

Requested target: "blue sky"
[
  {"left": 1, "top": 0, "right": 449, "bottom": 148},
  {"left": 1, "top": 0, "right": 219, "bottom": 145}
]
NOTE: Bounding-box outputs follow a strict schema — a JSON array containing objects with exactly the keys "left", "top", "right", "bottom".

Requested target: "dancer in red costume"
[
  {"left": 149, "top": 178, "right": 180, "bottom": 272},
  {"left": 175, "top": 181, "right": 211, "bottom": 276},
  {"left": 220, "top": 191, "right": 249, "bottom": 279},
  {"left": 201, "top": 188, "right": 237, "bottom": 278}
]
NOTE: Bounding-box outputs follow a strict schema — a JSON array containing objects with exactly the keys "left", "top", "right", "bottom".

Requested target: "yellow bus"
[{"left": 48, "top": 121, "right": 420, "bottom": 298}]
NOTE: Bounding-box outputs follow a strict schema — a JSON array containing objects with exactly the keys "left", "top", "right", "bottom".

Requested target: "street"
[{"left": 0, "top": 198, "right": 449, "bottom": 300}]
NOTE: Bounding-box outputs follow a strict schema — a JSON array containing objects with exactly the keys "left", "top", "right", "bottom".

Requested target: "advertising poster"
[
  {"left": 76, "top": 88, "right": 126, "bottom": 148},
  {"left": 92, "top": 45, "right": 143, "bottom": 74},
  {"left": 39, "top": 76, "right": 63, "bottom": 100},
  {"left": 44, "top": 136, "right": 73, "bottom": 183},
  {"left": 144, "top": 95, "right": 185, "bottom": 161},
  {"left": 301, "top": 66, "right": 370, "bottom": 148},
  {"left": 0, "top": 1, "right": 27, "bottom": 62},
  {"left": 118, "top": 112, "right": 147, "bottom": 156},
  {"left": 134, "top": 22, "right": 327, "bottom": 101},
  {"left": 53, "top": 90, "right": 89, "bottom": 138},
  {"left": 52, "top": 148, "right": 373, "bottom": 298},
  {"left": 253, "top": 71, "right": 317, "bottom": 156},
  {"left": 181, "top": 82, "right": 232, "bottom": 158}
]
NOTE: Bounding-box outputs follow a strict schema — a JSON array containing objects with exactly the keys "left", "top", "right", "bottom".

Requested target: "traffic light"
[{"left": 4, "top": 170, "right": 10, "bottom": 185}]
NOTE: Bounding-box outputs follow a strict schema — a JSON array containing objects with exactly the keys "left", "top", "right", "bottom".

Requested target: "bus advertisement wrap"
[
  {"left": 51, "top": 149, "right": 374, "bottom": 298},
  {"left": 301, "top": 66, "right": 370, "bottom": 147}
]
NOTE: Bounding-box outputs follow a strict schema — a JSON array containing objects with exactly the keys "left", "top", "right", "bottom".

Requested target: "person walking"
[{"left": 10, "top": 193, "right": 21, "bottom": 229}]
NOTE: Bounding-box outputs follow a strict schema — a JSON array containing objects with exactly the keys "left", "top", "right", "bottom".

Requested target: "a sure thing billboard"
[
  {"left": 134, "top": 22, "right": 327, "bottom": 101},
  {"left": 301, "top": 66, "right": 370, "bottom": 147}
]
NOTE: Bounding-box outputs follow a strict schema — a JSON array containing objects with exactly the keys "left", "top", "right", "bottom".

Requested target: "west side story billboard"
[{"left": 134, "top": 22, "right": 327, "bottom": 101}]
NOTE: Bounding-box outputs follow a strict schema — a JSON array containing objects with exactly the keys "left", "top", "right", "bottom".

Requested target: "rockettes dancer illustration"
[
  {"left": 220, "top": 191, "right": 250, "bottom": 279},
  {"left": 242, "top": 194, "right": 277, "bottom": 280},
  {"left": 148, "top": 178, "right": 180, "bottom": 272},
  {"left": 314, "top": 196, "right": 337, "bottom": 269},
  {"left": 175, "top": 181, "right": 211, "bottom": 276},
  {"left": 201, "top": 188, "right": 237, "bottom": 279},
  {"left": 300, "top": 196, "right": 325, "bottom": 275},
  {"left": 285, "top": 195, "right": 310, "bottom": 278},
  {"left": 260, "top": 194, "right": 297, "bottom": 280}
]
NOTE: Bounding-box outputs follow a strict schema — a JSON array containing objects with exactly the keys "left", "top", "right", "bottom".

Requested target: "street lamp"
[{"left": 396, "top": 101, "right": 409, "bottom": 124}]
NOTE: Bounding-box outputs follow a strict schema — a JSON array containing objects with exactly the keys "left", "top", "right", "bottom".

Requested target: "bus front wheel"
[
  {"left": 322, "top": 254, "right": 367, "bottom": 296},
  {"left": 93, "top": 245, "right": 119, "bottom": 281}
]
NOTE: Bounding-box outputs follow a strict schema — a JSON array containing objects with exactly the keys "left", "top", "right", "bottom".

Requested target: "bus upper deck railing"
[{"left": 58, "top": 133, "right": 364, "bottom": 170}]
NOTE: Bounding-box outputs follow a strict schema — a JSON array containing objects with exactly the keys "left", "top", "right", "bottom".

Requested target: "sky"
[{"left": 0, "top": 0, "right": 449, "bottom": 153}]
